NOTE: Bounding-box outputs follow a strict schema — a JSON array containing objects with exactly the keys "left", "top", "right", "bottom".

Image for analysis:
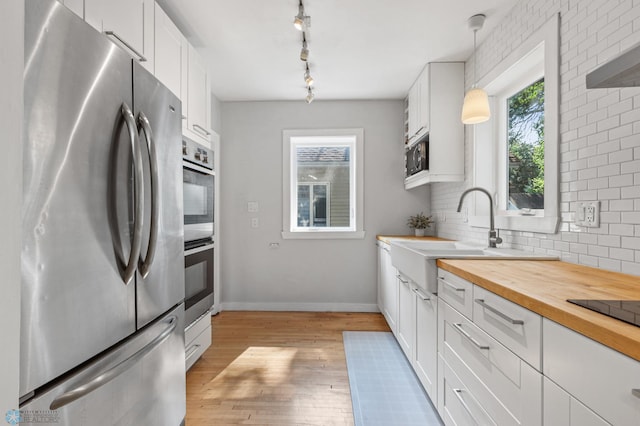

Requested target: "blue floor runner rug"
[{"left": 343, "top": 331, "right": 443, "bottom": 426}]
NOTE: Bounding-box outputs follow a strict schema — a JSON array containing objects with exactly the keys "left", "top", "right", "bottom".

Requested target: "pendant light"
[{"left": 461, "top": 14, "right": 491, "bottom": 124}]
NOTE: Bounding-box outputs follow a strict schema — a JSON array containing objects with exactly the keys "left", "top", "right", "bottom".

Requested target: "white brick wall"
[{"left": 431, "top": 0, "right": 640, "bottom": 275}]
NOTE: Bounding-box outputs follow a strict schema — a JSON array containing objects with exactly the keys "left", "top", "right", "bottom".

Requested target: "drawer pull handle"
[
  {"left": 632, "top": 389, "right": 640, "bottom": 399},
  {"left": 453, "top": 389, "right": 483, "bottom": 424},
  {"left": 439, "top": 277, "right": 465, "bottom": 292},
  {"left": 452, "top": 323, "right": 490, "bottom": 350},
  {"left": 475, "top": 299, "right": 524, "bottom": 325},
  {"left": 185, "top": 344, "right": 202, "bottom": 361},
  {"left": 412, "top": 287, "right": 431, "bottom": 301},
  {"left": 396, "top": 275, "right": 409, "bottom": 285}
]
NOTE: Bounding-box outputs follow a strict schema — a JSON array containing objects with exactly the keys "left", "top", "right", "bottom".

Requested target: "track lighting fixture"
[
  {"left": 293, "top": 1, "right": 310, "bottom": 31},
  {"left": 461, "top": 14, "right": 491, "bottom": 124},
  {"left": 305, "top": 87, "right": 315, "bottom": 104},
  {"left": 300, "top": 37, "right": 309, "bottom": 62},
  {"left": 304, "top": 64, "right": 314, "bottom": 87}
]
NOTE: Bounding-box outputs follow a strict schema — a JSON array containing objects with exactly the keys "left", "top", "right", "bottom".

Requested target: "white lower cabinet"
[
  {"left": 396, "top": 273, "right": 416, "bottom": 363},
  {"left": 185, "top": 312, "right": 212, "bottom": 371},
  {"left": 544, "top": 377, "right": 611, "bottom": 426},
  {"left": 438, "top": 299, "right": 542, "bottom": 426},
  {"left": 377, "top": 241, "right": 398, "bottom": 334},
  {"left": 415, "top": 286, "right": 438, "bottom": 401},
  {"left": 543, "top": 318, "right": 640, "bottom": 426}
]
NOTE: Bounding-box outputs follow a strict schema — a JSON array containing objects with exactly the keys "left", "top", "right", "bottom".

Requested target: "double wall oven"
[{"left": 182, "top": 137, "right": 215, "bottom": 326}]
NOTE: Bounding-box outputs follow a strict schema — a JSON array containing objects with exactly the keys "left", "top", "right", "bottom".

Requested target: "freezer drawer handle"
[
  {"left": 137, "top": 112, "right": 159, "bottom": 278},
  {"left": 112, "top": 102, "right": 145, "bottom": 285},
  {"left": 49, "top": 315, "right": 177, "bottom": 410},
  {"left": 452, "top": 323, "right": 490, "bottom": 350},
  {"left": 474, "top": 299, "right": 525, "bottom": 325},
  {"left": 104, "top": 30, "right": 147, "bottom": 62}
]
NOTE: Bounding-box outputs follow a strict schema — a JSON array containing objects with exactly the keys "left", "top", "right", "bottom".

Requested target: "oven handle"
[
  {"left": 185, "top": 243, "right": 214, "bottom": 257},
  {"left": 183, "top": 159, "right": 214, "bottom": 176},
  {"left": 137, "top": 111, "right": 159, "bottom": 278}
]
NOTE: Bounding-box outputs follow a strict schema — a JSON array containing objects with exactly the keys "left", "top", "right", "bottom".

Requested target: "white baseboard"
[{"left": 220, "top": 302, "right": 380, "bottom": 313}]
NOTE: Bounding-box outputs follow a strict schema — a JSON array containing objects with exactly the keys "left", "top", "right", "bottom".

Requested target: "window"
[
  {"left": 282, "top": 129, "right": 364, "bottom": 239},
  {"left": 471, "top": 14, "right": 559, "bottom": 234}
]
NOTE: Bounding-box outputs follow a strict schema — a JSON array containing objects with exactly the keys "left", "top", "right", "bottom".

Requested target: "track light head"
[
  {"left": 304, "top": 66, "right": 314, "bottom": 87},
  {"left": 305, "top": 87, "right": 315, "bottom": 104},
  {"left": 293, "top": 4, "right": 308, "bottom": 31},
  {"left": 300, "top": 40, "right": 309, "bottom": 61}
]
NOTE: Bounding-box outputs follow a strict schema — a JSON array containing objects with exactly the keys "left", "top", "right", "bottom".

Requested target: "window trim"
[
  {"left": 470, "top": 13, "right": 559, "bottom": 234},
  {"left": 282, "top": 128, "right": 365, "bottom": 240}
]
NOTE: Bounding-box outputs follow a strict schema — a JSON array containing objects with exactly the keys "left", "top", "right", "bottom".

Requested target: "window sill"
[{"left": 281, "top": 230, "right": 366, "bottom": 240}]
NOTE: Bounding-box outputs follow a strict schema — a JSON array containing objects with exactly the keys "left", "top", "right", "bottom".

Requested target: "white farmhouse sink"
[{"left": 389, "top": 240, "right": 557, "bottom": 293}]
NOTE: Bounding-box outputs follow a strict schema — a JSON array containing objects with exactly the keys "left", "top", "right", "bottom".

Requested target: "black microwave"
[{"left": 405, "top": 136, "right": 429, "bottom": 177}]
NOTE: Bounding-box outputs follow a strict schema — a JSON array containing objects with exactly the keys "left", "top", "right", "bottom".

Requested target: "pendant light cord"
[{"left": 473, "top": 29, "right": 477, "bottom": 89}]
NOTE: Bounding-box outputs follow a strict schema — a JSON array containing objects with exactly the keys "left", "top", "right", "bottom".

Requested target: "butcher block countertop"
[{"left": 437, "top": 259, "right": 640, "bottom": 362}]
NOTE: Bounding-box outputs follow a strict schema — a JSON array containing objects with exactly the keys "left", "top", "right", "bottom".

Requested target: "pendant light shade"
[
  {"left": 461, "top": 14, "right": 490, "bottom": 125},
  {"left": 461, "top": 88, "right": 490, "bottom": 124}
]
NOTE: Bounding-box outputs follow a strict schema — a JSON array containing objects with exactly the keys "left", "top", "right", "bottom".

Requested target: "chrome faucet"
[{"left": 457, "top": 187, "right": 503, "bottom": 248}]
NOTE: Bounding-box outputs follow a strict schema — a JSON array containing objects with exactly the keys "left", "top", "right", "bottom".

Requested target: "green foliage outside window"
[{"left": 508, "top": 78, "right": 545, "bottom": 210}]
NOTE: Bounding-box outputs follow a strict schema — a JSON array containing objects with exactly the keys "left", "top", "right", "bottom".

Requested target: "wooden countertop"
[{"left": 437, "top": 259, "right": 640, "bottom": 361}]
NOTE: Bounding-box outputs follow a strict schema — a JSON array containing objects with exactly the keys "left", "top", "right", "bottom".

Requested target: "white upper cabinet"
[
  {"left": 85, "top": 0, "right": 154, "bottom": 72},
  {"left": 154, "top": 3, "right": 184, "bottom": 99},
  {"left": 406, "top": 69, "right": 430, "bottom": 144},
  {"left": 184, "top": 43, "right": 212, "bottom": 145},
  {"left": 404, "top": 62, "right": 464, "bottom": 188}
]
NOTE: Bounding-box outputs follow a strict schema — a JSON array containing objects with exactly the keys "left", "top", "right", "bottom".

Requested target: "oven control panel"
[{"left": 183, "top": 138, "right": 214, "bottom": 171}]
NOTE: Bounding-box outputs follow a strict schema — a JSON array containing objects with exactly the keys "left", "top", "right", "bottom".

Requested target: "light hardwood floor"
[{"left": 186, "top": 311, "right": 390, "bottom": 425}]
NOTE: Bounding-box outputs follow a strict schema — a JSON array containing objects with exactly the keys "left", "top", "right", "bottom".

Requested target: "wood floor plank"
[{"left": 186, "top": 311, "right": 390, "bottom": 425}]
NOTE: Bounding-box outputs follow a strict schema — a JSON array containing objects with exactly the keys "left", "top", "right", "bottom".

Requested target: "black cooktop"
[{"left": 567, "top": 299, "right": 640, "bottom": 327}]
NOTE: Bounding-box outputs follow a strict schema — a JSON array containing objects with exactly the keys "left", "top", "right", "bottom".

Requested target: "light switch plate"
[
  {"left": 248, "top": 201, "right": 259, "bottom": 213},
  {"left": 575, "top": 201, "right": 600, "bottom": 227}
]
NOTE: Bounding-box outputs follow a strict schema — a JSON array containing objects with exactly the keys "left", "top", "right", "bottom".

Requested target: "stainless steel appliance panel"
[
  {"left": 133, "top": 63, "right": 185, "bottom": 328},
  {"left": 184, "top": 244, "right": 215, "bottom": 326},
  {"left": 22, "top": 0, "right": 137, "bottom": 397},
  {"left": 182, "top": 161, "right": 214, "bottom": 243},
  {"left": 21, "top": 304, "right": 186, "bottom": 426}
]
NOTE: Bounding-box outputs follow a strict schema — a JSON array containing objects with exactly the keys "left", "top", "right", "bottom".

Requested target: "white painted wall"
[
  {"left": 0, "top": 0, "right": 23, "bottom": 412},
  {"left": 432, "top": 0, "right": 640, "bottom": 276},
  {"left": 220, "top": 100, "right": 430, "bottom": 310}
]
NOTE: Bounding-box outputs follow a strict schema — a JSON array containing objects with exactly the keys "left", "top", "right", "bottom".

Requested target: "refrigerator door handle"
[
  {"left": 119, "top": 103, "right": 145, "bottom": 285},
  {"left": 137, "top": 111, "right": 159, "bottom": 278},
  {"left": 49, "top": 315, "right": 178, "bottom": 410}
]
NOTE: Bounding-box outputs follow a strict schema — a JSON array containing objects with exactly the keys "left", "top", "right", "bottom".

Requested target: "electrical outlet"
[
  {"left": 575, "top": 201, "right": 600, "bottom": 227},
  {"left": 251, "top": 217, "right": 259, "bottom": 228}
]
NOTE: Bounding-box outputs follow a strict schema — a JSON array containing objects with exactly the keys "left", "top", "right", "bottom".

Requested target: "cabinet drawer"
[
  {"left": 544, "top": 377, "right": 611, "bottom": 426},
  {"left": 440, "top": 356, "right": 497, "bottom": 426},
  {"left": 186, "top": 325, "right": 211, "bottom": 371},
  {"left": 438, "top": 269, "right": 473, "bottom": 319},
  {"left": 473, "top": 286, "right": 542, "bottom": 370},
  {"left": 441, "top": 301, "right": 542, "bottom": 426},
  {"left": 543, "top": 319, "right": 640, "bottom": 426},
  {"left": 185, "top": 311, "right": 211, "bottom": 345}
]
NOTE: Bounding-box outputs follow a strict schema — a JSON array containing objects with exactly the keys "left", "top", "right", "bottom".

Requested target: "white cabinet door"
[
  {"left": 185, "top": 43, "right": 211, "bottom": 145},
  {"left": 396, "top": 274, "right": 416, "bottom": 363},
  {"left": 415, "top": 289, "right": 437, "bottom": 401},
  {"left": 154, "top": 3, "right": 184, "bottom": 99},
  {"left": 544, "top": 378, "right": 611, "bottom": 426},
  {"left": 85, "top": 0, "right": 153, "bottom": 71},
  {"left": 379, "top": 243, "right": 398, "bottom": 334},
  {"left": 407, "top": 81, "right": 420, "bottom": 143},
  {"left": 417, "top": 67, "right": 430, "bottom": 137}
]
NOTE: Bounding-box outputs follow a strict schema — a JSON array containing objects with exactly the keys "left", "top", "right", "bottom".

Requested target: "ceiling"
[{"left": 156, "top": 0, "right": 520, "bottom": 102}]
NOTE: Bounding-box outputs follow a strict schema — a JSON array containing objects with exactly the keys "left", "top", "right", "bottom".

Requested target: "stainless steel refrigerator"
[{"left": 21, "top": 0, "right": 186, "bottom": 423}]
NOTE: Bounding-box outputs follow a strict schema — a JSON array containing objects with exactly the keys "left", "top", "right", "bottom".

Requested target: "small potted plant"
[{"left": 407, "top": 212, "right": 433, "bottom": 237}]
